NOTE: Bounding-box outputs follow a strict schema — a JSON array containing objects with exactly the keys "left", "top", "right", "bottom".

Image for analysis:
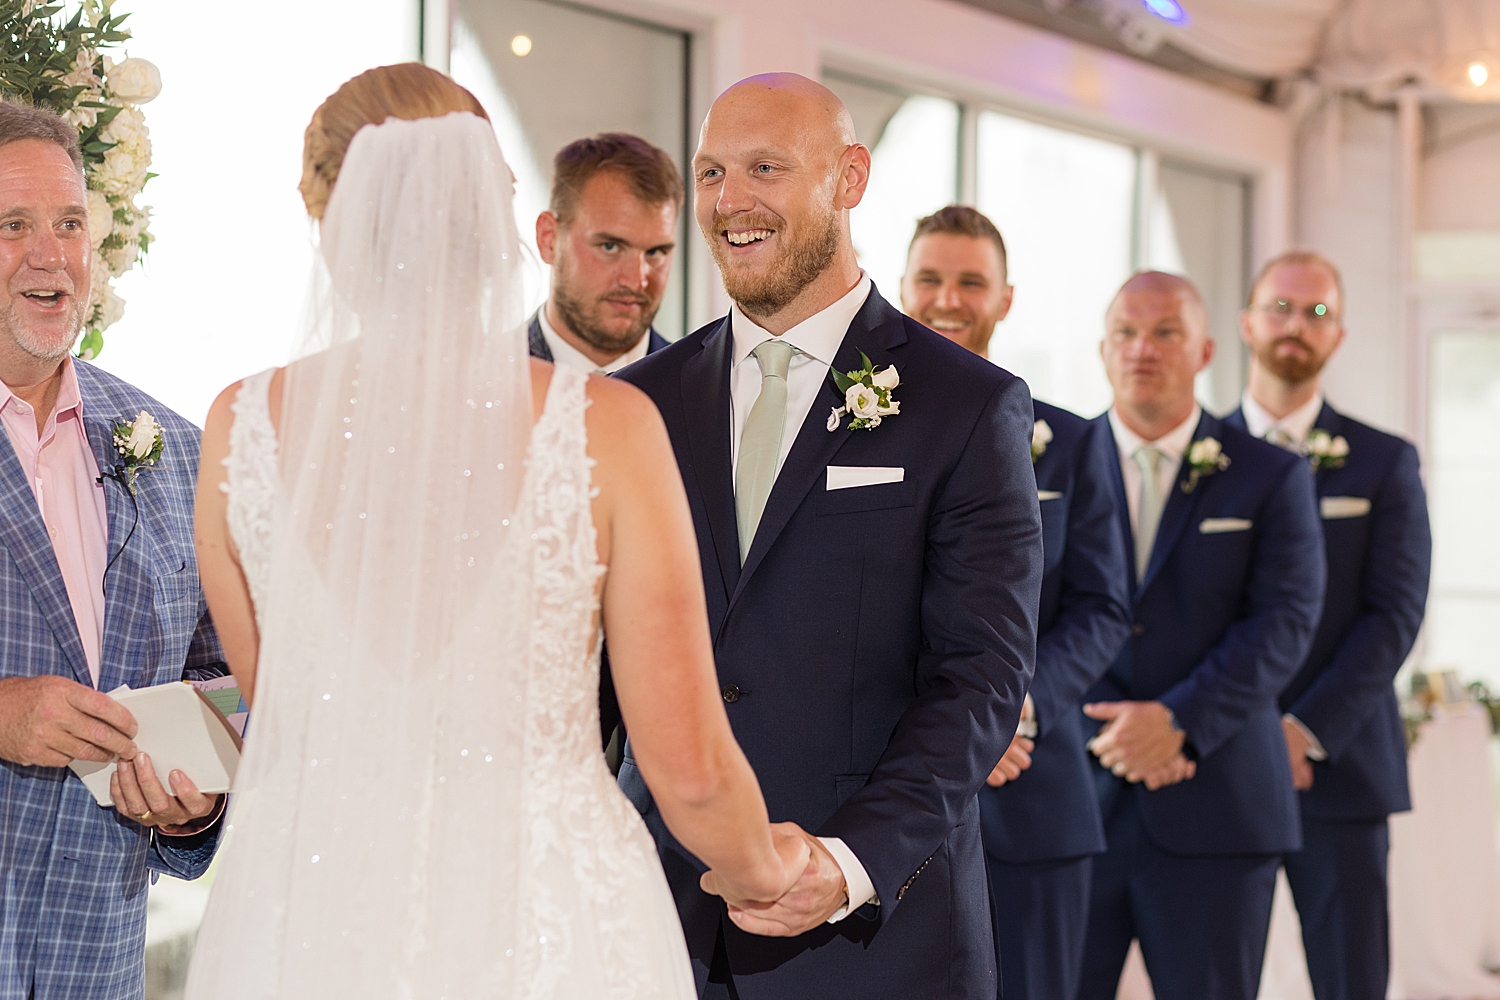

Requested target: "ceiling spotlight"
[
  {"left": 511, "top": 34, "right": 533, "bottom": 57},
  {"left": 1141, "top": 0, "right": 1187, "bottom": 23},
  {"left": 1470, "top": 62, "right": 1489, "bottom": 87}
]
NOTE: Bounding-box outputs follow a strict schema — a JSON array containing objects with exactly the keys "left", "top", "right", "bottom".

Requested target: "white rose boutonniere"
[
  {"left": 827, "top": 351, "right": 901, "bottom": 432},
  {"left": 109, "top": 410, "right": 164, "bottom": 494},
  {"left": 1183, "top": 437, "right": 1230, "bottom": 493},
  {"left": 1304, "top": 429, "right": 1350, "bottom": 471},
  {"left": 1031, "top": 419, "right": 1053, "bottom": 463}
]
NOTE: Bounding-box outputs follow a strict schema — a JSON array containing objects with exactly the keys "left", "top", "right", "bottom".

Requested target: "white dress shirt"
[
  {"left": 1107, "top": 404, "right": 1202, "bottom": 539},
  {"left": 1239, "top": 390, "right": 1330, "bottom": 760},
  {"left": 1239, "top": 390, "right": 1324, "bottom": 449},
  {"left": 538, "top": 305, "right": 651, "bottom": 375},
  {"left": 728, "top": 273, "right": 877, "bottom": 922}
]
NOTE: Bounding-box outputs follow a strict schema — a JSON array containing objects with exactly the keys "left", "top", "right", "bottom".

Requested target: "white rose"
[
  {"left": 870, "top": 365, "right": 899, "bottom": 390},
  {"left": 1189, "top": 438, "right": 1222, "bottom": 465},
  {"left": 107, "top": 58, "right": 163, "bottom": 105},
  {"left": 87, "top": 191, "right": 114, "bottom": 248},
  {"left": 126, "top": 411, "right": 159, "bottom": 459},
  {"left": 1033, "top": 419, "right": 1053, "bottom": 449},
  {"left": 1329, "top": 436, "right": 1350, "bottom": 458},
  {"left": 89, "top": 274, "right": 126, "bottom": 332},
  {"left": 845, "top": 385, "right": 881, "bottom": 420}
]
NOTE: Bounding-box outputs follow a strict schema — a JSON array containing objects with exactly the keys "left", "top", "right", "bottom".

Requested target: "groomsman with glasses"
[
  {"left": 1225, "top": 251, "right": 1431, "bottom": 1000},
  {"left": 1078, "top": 271, "right": 1326, "bottom": 1000},
  {"left": 900, "top": 205, "right": 1131, "bottom": 1000}
]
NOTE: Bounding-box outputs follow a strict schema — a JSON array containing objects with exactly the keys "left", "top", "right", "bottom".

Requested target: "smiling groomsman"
[
  {"left": 1224, "top": 251, "right": 1430, "bottom": 1000},
  {"left": 900, "top": 205, "right": 1130, "bottom": 1000},
  {"left": 1077, "top": 271, "right": 1326, "bottom": 1000}
]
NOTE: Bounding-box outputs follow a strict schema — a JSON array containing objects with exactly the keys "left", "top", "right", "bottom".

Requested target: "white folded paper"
[{"left": 68, "top": 682, "right": 243, "bottom": 807}]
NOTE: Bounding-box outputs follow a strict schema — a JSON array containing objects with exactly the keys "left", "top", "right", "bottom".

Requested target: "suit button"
[
  {"left": 1131, "top": 624, "right": 1146, "bottom": 636},
  {"left": 722, "top": 684, "right": 741, "bottom": 704}
]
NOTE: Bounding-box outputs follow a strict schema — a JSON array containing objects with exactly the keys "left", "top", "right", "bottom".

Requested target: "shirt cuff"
[
  {"left": 1016, "top": 693, "right": 1038, "bottom": 739},
  {"left": 1284, "top": 714, "right": 1328, "bottom": 761},
  {"left": 818, "top": 836, "right": 878, "bottom": 922}
]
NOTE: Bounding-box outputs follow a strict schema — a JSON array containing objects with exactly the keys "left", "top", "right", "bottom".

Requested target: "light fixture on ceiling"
[
  {"left": 510, "top": 34, "right": 533, "bottom": 57},
  {"left": 1141, "top": 0, "right": 1187, "bottom": 23},
  {"left": 1470, "top": 62, "right": 1490, "bottom": 87}
]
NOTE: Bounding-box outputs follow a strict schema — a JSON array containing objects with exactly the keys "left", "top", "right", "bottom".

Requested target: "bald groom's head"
[{"left": 693, "top": 73, "right": 869, "bottom": 327}]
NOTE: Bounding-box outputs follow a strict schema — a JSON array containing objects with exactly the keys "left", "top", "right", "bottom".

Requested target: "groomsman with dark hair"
[
  {"left": 1225, "top": 251, "right": 1431, "bottom": 1000},
  {"left": 900, "top": 205, "right": 1131, "bottom": 1000},
  {"left": 1078, "top": 271, "right": 1326, "bottom": 1000}
]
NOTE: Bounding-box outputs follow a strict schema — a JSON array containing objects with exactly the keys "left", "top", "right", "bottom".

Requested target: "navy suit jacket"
[
  {"left": 980, "top": 401, "right": 1130, "bottom": 864},
  {"left": 1087, "top": 411, "right": 1325, "bottom": 856},
  {"left": 616, "top": 288, "right": 1043, "bottom": 999},
  {"left": 527, "top": 311, "right": 668, "bottom": 751},
  {"left": 1224, "top": 402, "right": 1429, "bottom": 822}
]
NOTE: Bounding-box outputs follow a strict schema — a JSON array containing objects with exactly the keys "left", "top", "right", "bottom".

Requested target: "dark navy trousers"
[
  {"left": 1079, "top": 791, "right": 1280, "bottom": 1000},
  {"left": 986, "top": 854, "right": 1092, "bottom": 1000},
  {"left": 1284, "top": 817, "right": 1391, "bottom": 1000}
]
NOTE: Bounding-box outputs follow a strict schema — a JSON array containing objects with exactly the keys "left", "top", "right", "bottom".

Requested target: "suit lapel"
[
  {"left": 731, "top": 292, "right": 908, "bottom": 607},
  {"left": 527, "top": 313, "right": 553, "bottom": 362},
  {"left": 1140, "top": 411, "right": 1217, "bottom": 590},
  {"left": 680, "top": 318, "right": 740, "bottom": 604}
]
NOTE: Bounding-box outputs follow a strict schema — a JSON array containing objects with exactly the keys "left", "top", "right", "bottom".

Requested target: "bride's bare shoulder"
[{"left": 204, "top": 365, "right": 288, "bottom": 444}]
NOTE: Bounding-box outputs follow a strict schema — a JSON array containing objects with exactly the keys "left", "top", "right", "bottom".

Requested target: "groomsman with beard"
[
  {"left": 529, "top": 133, "right": 678, "bottom": 374},
  {"left": 1224, "top": 251, "right": 1430, "bottom": 1000},
  {"left": 618, "top": 74, "right": 1042, "bottom": 998},
  {"left": 899, "top": 205, "right": 1131, "bottom": 1000},
  {"left": 1078, "top": 271, "right": 1326, "bottom": 1000}
]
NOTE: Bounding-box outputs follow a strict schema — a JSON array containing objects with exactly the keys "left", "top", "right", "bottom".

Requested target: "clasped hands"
[
  {"left": 1084, "top": 700, "right": 1196, "bottom": 790},
  {"left": 0, "top": 675, "right": 221, "bottom": 834},
  {"left": 700, "top": 823, "right": 849, "bottom": 938}
]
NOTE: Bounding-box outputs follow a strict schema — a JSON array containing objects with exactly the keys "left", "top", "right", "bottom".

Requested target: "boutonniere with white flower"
[
  {"left": 1303, "top": 429, "right": 1349, "bottom": 471},
  {"left": 1031, "top": 419, "right": 1053, "bottom": 463},
  {"left": 1183, "top": 437, "right": 1230, "bottom": 494},
  {"left": 827, "top": 351, "right": 901, "bottom": 432},
  {"left": 109, "top": 410, "right": 164, "bottom": 495}
]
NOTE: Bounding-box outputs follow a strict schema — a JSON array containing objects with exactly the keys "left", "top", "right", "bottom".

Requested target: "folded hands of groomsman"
[{"left": 1084, "top": 700, "right": 1196, "bottom": 790}]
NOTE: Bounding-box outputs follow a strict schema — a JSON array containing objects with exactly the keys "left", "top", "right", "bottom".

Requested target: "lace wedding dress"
[{"left": 182, "top": 112, "right": 694, "bottom": 1000}]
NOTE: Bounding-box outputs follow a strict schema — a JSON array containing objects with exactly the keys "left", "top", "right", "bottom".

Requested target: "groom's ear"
[{"left": 536, "top": 211, "right": 561, "bottom": 266}]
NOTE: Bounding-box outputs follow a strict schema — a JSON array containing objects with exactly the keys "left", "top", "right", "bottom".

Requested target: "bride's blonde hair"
[{"left": 299, "top": 62, "right": 490, "bottom": 219}]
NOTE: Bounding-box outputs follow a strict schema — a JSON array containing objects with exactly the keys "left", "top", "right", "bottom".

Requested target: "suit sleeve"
[
  {"left": 1030, "top": 426, "right": 1132, "bottom": 738},
  {"left": 1288, "top": 444, "right": 1431, "bottom": 759},
  {"left": 817, "top": 375, "right": 1042, "bottom": 916},
  {"left": 1159, "top": 457, "right": 1326, "bottom": 758}
]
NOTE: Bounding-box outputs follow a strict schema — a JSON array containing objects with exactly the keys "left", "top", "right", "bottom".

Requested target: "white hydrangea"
[{"left": 93, "top": 105, "right": 151, "bottom": 198}]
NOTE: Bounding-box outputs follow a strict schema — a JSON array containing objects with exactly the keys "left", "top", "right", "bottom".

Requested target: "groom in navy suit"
[
  {"left": 1225, "top": 251, "right": 1430, "bottom": 1000},
  {"left": 1077, "top": 272, "right": 1326, "bottom": 1000},
  {"left": 899, "top": 205, "right": 1131, "bottom": 1000},
  {"left": 618, "top": 75, "right": 1042, "bottom": 999}
]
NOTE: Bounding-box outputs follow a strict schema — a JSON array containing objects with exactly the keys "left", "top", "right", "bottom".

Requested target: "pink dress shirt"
[{"left": 0, "top": 358, "right": 109, "bottom": 687}]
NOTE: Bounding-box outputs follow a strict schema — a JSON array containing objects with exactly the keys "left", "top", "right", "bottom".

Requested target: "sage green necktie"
[
  {"left": 736, "top": 339, "right": 795, "bottom": 562},
  {"left": 1133, "top": 445, "right": 1165, "bottom": 583}
]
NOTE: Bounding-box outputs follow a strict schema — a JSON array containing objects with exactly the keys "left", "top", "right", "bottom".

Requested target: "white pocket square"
[
  {"left": 826, "top": 465, "right": 905, "bottom": 491},
  {"left": 1037, "top": 490, "right": 1062, "bottom": 501},
  {"left": 1321, "top": 496, "right": 1371, "bottom": 519},
  {"left": 1199, "top": 517, "right": 1253, "bottom": 534}
]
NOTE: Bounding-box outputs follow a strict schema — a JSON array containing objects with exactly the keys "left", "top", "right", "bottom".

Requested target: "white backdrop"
[{"left": 90, "top": 0, "right": 418, "bottom": 427}]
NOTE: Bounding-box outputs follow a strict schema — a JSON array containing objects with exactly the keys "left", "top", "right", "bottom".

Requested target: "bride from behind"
[{"left": 185, "top": 64, "right": 805, "bottom": 997}]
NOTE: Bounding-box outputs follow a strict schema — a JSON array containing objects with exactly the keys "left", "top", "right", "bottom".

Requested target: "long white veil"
[{"left": 186, "top": 111, "right": 536, "bottom": 997}]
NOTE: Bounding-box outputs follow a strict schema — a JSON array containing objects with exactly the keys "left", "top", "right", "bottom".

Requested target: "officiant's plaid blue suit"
[{"left": 0, "top": 360, "right": 227, "bottom": 1000}]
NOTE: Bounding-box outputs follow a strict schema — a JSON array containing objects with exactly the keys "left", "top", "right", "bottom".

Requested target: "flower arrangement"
[
  {"left": 0, "top": 0, "right": 161, "bottom": 360},
  {"left": 109, "top": 408, "right": 162, "bottom": 493},
  {"left": 1303, "top": 429, "right": 1350, "bottom": 472},
  {"left": 1031, "top": 419, "right": 1052, "bottom": 463},
  {"left": 827, "top": 351, "right": 901, "bottom": 432}
]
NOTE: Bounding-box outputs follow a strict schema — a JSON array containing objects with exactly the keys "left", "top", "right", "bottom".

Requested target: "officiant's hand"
[
  {"left": 1084, "top": 700, "right": 1185, "bottom": 783},
  {"left": 985, "top": 734, "right": 1034, "bottom": 786},
  {"left": 715, "top": 825, "right": 848, "bottom": 937},
  {"left": 0, "top": 675, "right": 138, "bottom": 768},
  {"left": 110, "top": 752, "right": 222, "bottom": 835}
]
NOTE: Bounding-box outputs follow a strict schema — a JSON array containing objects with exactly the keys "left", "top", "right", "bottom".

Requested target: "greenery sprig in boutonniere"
[
  {"left": 827, "top": 351, "right": 900, "bottom": 432},
  {"left": 109, "top": 409, "right": 162, "bottom": 494},
  {"left": 1304, "top": 429, "right": 1349, "bottom": 471},
  {"left": 1182, "top": 437, "right": 1230, "bottom": 493},
  {"left": 1031, "top": 419, "right": 1052, "bottom": 463}
]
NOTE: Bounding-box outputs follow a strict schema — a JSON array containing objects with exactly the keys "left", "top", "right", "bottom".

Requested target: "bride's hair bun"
[{"left": 300, "top": 62, "right": 490, "bottom": 219}]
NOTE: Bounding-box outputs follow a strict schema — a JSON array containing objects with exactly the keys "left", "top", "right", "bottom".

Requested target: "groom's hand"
[{"left": 720, "top": 826, "right": 847, "bottom": 937}]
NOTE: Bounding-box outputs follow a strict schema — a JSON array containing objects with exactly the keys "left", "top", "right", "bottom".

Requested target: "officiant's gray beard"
[
  {"left": 711, "top": 209, "right": 840, "bottom": 318},
  {"left": 2, "top": 298, "right": 85, "bottom": 363}
]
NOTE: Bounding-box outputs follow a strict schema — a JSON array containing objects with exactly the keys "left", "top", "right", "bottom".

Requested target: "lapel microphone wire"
[{"left": 95, "top": 466, "right": 140, "bottom": 597}]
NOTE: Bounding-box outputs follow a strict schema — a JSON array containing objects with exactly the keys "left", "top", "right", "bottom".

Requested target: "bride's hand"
[{"left": 699, "top": 821, "right": 809, "bottom": 909}]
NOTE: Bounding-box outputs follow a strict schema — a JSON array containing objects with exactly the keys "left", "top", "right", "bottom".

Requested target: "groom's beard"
[{"left": 708, "top": 207, "right": 840, "bottom": 318}]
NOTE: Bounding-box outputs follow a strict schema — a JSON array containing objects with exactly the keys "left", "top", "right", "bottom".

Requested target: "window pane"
[
  {"left": 825, "top": 73, "right": 959, "bottom": 306},
  {"left": 451, "top": 0, "right": 689, "bottom": 338},
  {"left": 977, "top": 111, "right": 1135, "bottom": 418}
]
